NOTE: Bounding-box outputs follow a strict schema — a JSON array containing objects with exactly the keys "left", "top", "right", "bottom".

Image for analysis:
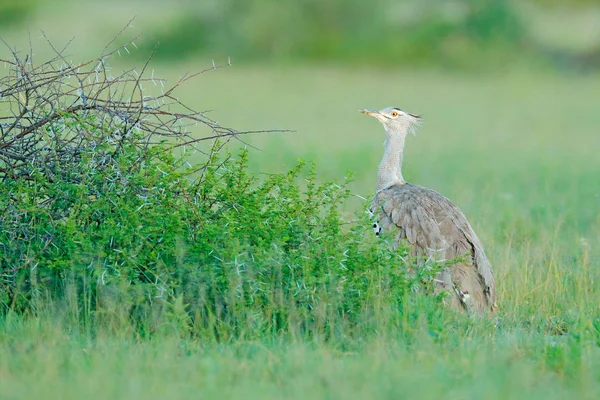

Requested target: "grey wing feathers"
[{"left": 372, "top": 183, "right": 496, "bottom": 312}]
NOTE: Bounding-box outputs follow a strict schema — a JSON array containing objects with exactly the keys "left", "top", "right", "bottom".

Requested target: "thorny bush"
[{"left": 0, "top": 33, "right": 446, "bottom": 340}]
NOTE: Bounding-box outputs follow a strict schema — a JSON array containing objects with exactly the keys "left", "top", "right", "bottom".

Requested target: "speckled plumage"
[
  {"left": 372, "top": 183, "right": 496, "bottom": 313},
  {"left": 361, "top": 107, "right": 497, "bottom": 314}
]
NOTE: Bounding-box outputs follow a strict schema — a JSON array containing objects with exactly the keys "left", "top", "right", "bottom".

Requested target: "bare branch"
[{"left": 0, "top": 25, "right": 285, "bottom": 183}]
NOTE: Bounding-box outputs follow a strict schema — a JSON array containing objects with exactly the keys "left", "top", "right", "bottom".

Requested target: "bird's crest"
[{"left": 407, "top": 112, "right": 423, "bottom": 136}]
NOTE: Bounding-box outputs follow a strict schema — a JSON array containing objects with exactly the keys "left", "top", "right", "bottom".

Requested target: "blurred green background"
[{"left": 2, "top": 0, "right": 600, "bottom": 68}]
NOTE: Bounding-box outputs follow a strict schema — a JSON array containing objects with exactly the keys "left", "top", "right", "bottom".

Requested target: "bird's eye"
[{"left": 390, "top": 111, "right": 398, "bottom": 117}]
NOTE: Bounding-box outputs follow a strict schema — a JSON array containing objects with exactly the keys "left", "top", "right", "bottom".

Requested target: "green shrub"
[
  {"left": 0, "top": 36, "right": 448, "bottom": 341},
  {"left": 0, "top": 0, "right": 38, "bottom": 26},
  {"left": 141, "top": 0, "right": 525, "bottom": 68},
  {"left": 0, "top": 126, "right": 448, "bottom": 340}
]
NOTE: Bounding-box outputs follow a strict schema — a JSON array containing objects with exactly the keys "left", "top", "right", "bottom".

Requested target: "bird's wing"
[
  {"left": 372, "top": 184, "right": 496, "bottom": 307},
  {"left": 373, "top": 184, "right": 456, "bottom": 255}
]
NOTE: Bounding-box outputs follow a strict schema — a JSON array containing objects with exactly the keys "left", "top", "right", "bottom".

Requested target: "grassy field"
[
  {"left": 2, "top": 315, "right": 599, "bottom": 400},
  {"left": 2, "top": 0, "right": 600, "bottom": 392},
  {"left": 1, "top": 59, "right": 600, "bottom": 398}
]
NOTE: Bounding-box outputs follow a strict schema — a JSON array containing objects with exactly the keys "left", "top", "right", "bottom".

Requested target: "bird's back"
[{"left": 372, "top": 183, "right": 496, "bottom": 313}]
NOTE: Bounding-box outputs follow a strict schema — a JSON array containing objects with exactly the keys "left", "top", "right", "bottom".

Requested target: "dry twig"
[{"left": 0, "top": 22, "right": 284, "bottom": 182}]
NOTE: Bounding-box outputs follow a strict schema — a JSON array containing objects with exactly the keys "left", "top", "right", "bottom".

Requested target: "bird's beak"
[
  {"left": 360, "top": 109, "right": 377, "bottom": 117},
  {"left": 360, "top": 109, "right": 385, "bottom": 122}
]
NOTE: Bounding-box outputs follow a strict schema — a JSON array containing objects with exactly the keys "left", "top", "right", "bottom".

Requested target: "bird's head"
[{"left": 360, "top": 107, "right": 422, "bottom": 136}]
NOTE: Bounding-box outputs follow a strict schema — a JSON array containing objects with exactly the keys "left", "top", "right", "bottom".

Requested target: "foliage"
[
  {"left": 0, "top": 0, "right": 38, "bottom": 27},
  {"left": 1, "top": 28, "right": 600, "bottom": 398},
  {"left": 0, "top": 36, "right": 449, "bottom": 338},
  {"left": 2, "top": 319, "right": 600, "bottom": 400},
  {"left": 0, "top": 35, "right": 452, "bottom": 340},
  {"left": 0, "top": 27, "right": 258, "bottom": 184},
  {"left": 2, "top": 22, "right": 600, "bottom": 399},
  {"left": 140, "top": 0, "right": 526, "bottom": 68},
  {"left": 0, "top": 120, "right": 448, "bottom": 340}
]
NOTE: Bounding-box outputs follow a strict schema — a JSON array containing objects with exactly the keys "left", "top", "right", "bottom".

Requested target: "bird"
[{"left": 360, "top": 106, "right": 496, "bottom": 314}]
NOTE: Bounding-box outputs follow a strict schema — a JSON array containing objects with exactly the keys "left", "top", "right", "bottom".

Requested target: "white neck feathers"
[{"left": 377, "top": 133, "right": 407, "bottom": 192}]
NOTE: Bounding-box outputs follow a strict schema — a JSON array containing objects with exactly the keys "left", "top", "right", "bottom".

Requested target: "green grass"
[
  {"left": 1, "top": 313, "right": 600, "bottom": 399},
  {"left": 1, "top": 56, "right": 600, "bottom": 398}
]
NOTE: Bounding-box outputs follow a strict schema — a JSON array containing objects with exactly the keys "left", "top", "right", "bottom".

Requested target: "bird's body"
[
  {"left": 361, "top": 107, "right": 496, "bottom": 314},
  {"left": 372, "top": 183, "right": 496, "bottom": 313}
]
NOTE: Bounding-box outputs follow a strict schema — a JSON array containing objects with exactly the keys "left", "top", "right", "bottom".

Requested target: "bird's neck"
[{"left": 377, "top": 134, "right": 406, "bottom": 191}]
